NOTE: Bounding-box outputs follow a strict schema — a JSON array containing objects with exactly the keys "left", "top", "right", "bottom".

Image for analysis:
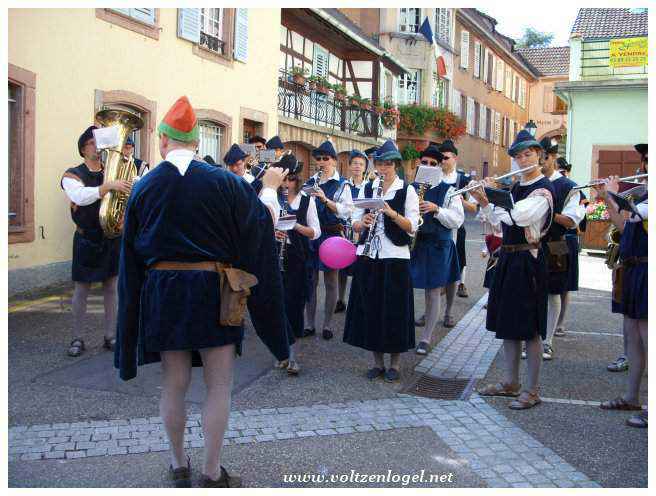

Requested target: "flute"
[{"left": 446, "top": 164, "right": 541, "bottom": 199}]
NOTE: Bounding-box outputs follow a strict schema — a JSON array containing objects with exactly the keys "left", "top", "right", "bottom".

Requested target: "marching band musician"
[
  {"left": 537, "top": 137, "right": 586, "bottom": 361},
  {"left": 273, "top": 154, "right": 321, "bottom": 375},
  {"left": 336, "top": 149, "right": 368, "bottom": 314},
  {"left": 266, "top": 135, "right": 286, "bottom": 160},
  {"left": 343, "top": 139, "right": 419, "bottom": 383},
  {"left": 409, "top": 145, "right": 464, "bottom": 355},
  {"left": 249, "top": 134, "right": 268, "bottom": 152},
  {"left": 303, "top": 140, "right": 354, "bottom": 340},
  {"left": 598, "top": 143, "right": 648, "bottom": 428},
  {"left": 115, "top": 96, "right": 289, "bottom": 487},
  {"left": 122, "top": 135, "right": 149, "bottom": 176},
  {"left": 60, "top": 125, "right": 132, "bottom": 357},
  {"left": 472, "top": 130, "right": 555, "bottom": 410}
]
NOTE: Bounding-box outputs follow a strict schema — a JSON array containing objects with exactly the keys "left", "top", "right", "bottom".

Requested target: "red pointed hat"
[{"left": 158, "top": 96, "right": 199, "bottom": 142}]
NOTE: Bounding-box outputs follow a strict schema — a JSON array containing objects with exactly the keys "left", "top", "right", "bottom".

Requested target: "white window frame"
[
  {"left": 111, "top": 8, "right": 156, "bottom": 25},
  {"left": 434, "top": 8, "right": 452, "bottom": 45},
  {"left": 398, "top": 8, "right": 421, "bottom": 33},
  {"left": 200, "top": 8, "right": 223, "bottom": 41},
  {"left": 398, "top": 69, "right": 421, "bottom": 104},
  {"left": 198, "top": 121, "right": 224, "bottom": 165}
]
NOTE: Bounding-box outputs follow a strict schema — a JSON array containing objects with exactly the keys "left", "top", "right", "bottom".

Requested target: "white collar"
[
  {"left": 165, "top": 149, "right": 195, "bottom": 176},
  {"left": 520, "top": 173, "right": 545, "bottom": 186},
  {"left": 375, "top": 175, "right": 404, "bottom": 192},
  {"left": 313, "top": 169, "right": 341, "bottom": 183},
  {"left": 442, "top": 169, "right": 458, "bottom": 184},
  {"left": 548, "top": 170, "right": 562, "bottom": 182}
]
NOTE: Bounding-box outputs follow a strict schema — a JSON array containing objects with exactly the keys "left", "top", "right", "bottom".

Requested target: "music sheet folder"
[{"left": 485, "top": 187, "right": 514, "bottom": 211}]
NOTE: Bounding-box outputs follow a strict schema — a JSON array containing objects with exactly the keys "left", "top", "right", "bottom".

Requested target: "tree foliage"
[{"left": 516, "top": 27, "right": 554, "bottom": 48}]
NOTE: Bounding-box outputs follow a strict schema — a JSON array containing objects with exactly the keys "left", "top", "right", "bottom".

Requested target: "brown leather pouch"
[
  {"left": 546, "top": 240, "right": 569, "bottom": 273},
  {"left": 217, "top": 265, "right": 258, "bottom": 326},
  {"left": 612, "top": 266, "right": 624, "bottom": 304}
]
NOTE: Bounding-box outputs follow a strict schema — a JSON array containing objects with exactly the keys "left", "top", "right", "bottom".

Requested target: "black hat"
[
  {"left": 78, "top": 125, "right": 97, "bottom": 157},
  {"left": 438, "top": 139, "right": 458, "bottom": 156},
  {"left": 266, "top": 135, "right": 284, "bottom": 150},
  {"left": 635, "top": 143, "right": 647, "bottom": 156},
  {"left": 249, "top": 135, "right": 267, "bottom": 146},
  {"left": 312, "top": 140, "right": 337, "bottom": 160},
  {"left": 419, "top": 145, "right": 444, "bottom": 162},
  {"left": 363, "top": 146, "right": 378, "bottom": 156},
  {"left": 203, "top": 155, "right": 217, "bottom": 166},
  {"left": 508, "top": 130, "right": 542, "bottom": 157},
  {"left": 539, "top": 137, "right": 559, "bottom": 155},
  {"left": 556, "top": 157, "right": 571, "bottom": 172},
  {"left": 276, "top": 153, "right": 302, "bottom": 175},
  {"left": 223, "top": 143, "right": 248, "bottom": 166}
]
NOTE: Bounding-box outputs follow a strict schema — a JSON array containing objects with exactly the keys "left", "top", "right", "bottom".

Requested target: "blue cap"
[
  {"left": 266, "top": 135, "right": 284, "bottom": 150},
  {"left": 125, "top": 135, "right": 135, "bottom": 146},
  {"left": 223, "top": 143, "right": 248, "bottom": 166},
  {"left": 420, "top": 145, "right": 444, "bottom": 162},
  {"left": 312, "top": 140, "right": 337, "bottom": 159},
  {"left": 373, "top": 139, "right": 402, "bottom": 161},
  {"left": 438, "top": 139, "right": 458, "bottom": 156},
  {"left": 349, "top": 149, "right": 368, "bottom": 163},
  {"left": 508, "top": 130, "right": 542, "bottom": 157}
]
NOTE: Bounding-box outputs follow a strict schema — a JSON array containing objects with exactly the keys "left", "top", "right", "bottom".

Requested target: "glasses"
[
  {"left": 420, "top": 160, "right": 439, "bottom": 166},
  {"left": 315, "top": 156, "right": 331, "bottom": 162},
  {"left": 284, "top": 174, "right": 298, "bottom": 181}
]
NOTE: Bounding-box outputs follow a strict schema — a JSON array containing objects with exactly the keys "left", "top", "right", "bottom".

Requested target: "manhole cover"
[{"left": 402, "top": 375, "right": 471, "bottom": 400}]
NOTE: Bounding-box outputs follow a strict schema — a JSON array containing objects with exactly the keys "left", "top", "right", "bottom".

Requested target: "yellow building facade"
[{"left": 8, "top": 8, "right": 281, "bottom": 294}]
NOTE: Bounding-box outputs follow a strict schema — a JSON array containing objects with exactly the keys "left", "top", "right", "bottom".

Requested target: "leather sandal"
[
  {"left": 169, "top": 456, "right": 191, "bottom": 488},
  {"left": 509, "top": 390, "right": 542, "bottom": 410},
  {"left": 199, "top": 466, "right": 242, "bottom": 488},
  {"left": 478, "top": 382, "right": 521, "bottom": 397},
  {"left": 443, "top": 315, "right": 456, "bottom": 328},
  {"left": 600, "top": 397, "right": 643, "bottom": 411},
  {"left": 274, "top": 359, "right": 289, "bottom": 369},
  {"left": 68, "top": 338, "right": 85, "bottom": 357},
  {"left": 286, "top": 360, "right": 300, "bottom": 375}
]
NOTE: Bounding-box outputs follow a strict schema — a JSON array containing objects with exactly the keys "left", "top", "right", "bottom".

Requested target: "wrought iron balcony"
[{"left": 277, "top": 70, "right": 382, "bottom": 139}]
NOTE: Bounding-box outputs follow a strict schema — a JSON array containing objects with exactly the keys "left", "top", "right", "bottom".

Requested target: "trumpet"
[{"left": 445, "top": 164, "right": 541, "bottom": 200}]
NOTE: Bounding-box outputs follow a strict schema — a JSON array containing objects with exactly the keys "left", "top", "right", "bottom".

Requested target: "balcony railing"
[{"left": 277, "top": 70, "right": 382, "bottom": 139}]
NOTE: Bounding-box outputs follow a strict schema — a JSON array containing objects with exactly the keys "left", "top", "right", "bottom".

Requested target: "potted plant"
[
  {"left": 316, "top": 77, "right": 331, "bottom": 95},
  {"left": 291, "top": 66, "right": 309, "bottom": 85},
  {"left": 348, "top": 94, "right": 361, "bottom": 109},
  {"left": 306, "top": 75, "right": 320, "bottom": 90},
  {"left": 360, "top": 98, "right": 372, "bottom": 111},
  {"left": 396, "top": 103, "right": 466, "bottom": 152},
  {"left": 332, "top": 84, "right": 347, "bottom": 101},
  {"left": 582, "top": 200, "right": 611, "bottom": 250},
  {"left": 380, "top": 104, "right": 400, "bottom": 129}
]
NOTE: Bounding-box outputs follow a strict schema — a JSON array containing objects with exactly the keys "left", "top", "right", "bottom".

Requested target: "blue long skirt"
[{"left": 410, "top": 239, "right": 460, "bottom": 289}]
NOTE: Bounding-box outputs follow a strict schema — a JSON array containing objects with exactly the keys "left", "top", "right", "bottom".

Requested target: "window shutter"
[
  {"left": 233, "top": 8, "right": 249, "bottom": 62},
  {"left": 521, "top": 79, "right": 527, "bottom": 108},
  {"left": 451, "top": 89, "right": 460, "bottom": 115},
  {"left": 438, "top": 9, "right": 450, "bottom": 44},
  {"left": 490, "top": 55, "right": 496, "bottom": 87},
  {"left": 479, "top": 104, "right": 486, "bottom": 139},
  {"left": 494, "top": 111, "right": 501, "bottom": 145},
  {"left": 467, "top": 97, "right": 474, "bottom": 134},
  {"left": 132, "top": 8, "right": 156, "bottom": 25},
  {"left": 482, "top": 47, "right": 488, "bottom": 83},
  {"left": 111, "top": 8, "right": 131, "bottom": 16},
  {"left": 460, "top": 30, "right": 469, "bottom": 69},
  {"left": 312, "top": 45, "right": 329, "bottom": 78},
  {"left": 505, "top": 68, "right": 512, "bottom": 98},
  {"left": 496, "top": 59, "right": 504, "bottom": 92},
  {"left": 178, "top": 8, "right": 201, "bottom": 43},
  {"left": 473, "top": 40, "right": 481, "bottom": 78}
]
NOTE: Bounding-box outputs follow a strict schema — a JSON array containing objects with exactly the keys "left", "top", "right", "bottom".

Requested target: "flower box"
[{"left": 582, "top": 219, "right": 611, "bottom": 250}]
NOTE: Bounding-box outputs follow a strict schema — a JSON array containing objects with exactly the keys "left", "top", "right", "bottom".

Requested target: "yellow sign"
[{"left": 609, "top": 37, "right": 648, "bottom": 67}]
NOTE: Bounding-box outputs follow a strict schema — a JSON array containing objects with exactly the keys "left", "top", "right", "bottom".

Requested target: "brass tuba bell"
[{"left": 95, "top": 109, "right": 143, "bottom": 238}]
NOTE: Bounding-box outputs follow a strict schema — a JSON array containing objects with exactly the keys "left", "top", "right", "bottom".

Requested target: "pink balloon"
[{"left": 319, "top": 236, "right": 357, "bottom": 270}]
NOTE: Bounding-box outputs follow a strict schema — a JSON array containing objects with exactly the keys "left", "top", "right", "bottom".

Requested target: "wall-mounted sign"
[{"left": 609, "top": 37, "right": 648, "bottom": 67}]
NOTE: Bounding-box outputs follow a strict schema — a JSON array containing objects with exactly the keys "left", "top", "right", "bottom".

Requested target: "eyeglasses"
[
  {"left": 315, "top": 156, "right": 331, "bottom": 162},
  {"left": 420, "top": 160, "right": 439, "bottom": 166}
]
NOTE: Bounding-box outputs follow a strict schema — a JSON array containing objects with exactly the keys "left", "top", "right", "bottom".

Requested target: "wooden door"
[{"left": 597, "top": 150, "right": 642, "bottom": 179}]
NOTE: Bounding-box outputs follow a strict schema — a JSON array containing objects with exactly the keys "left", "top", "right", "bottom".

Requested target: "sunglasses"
[
  {"left": 284, "top": 174, "right": 298, "bottom": 181},
  {"left": 315, "top": 156, "right": 331, "bottom": 162},
  {"left": 420, "top": 159, "right": 439, "bottom": 166}
]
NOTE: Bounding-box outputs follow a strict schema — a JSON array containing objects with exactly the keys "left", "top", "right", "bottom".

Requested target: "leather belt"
[
  {"left": 501, "top": 243, "right": 540, "bottom": 253},
  {"left": 150, "top": 261, "right": 229, "bottom": 272}
]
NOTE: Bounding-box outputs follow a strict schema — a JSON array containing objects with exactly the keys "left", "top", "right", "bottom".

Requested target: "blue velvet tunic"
[{"left": 115, "top": 160, "right": 290, "bottom": 381}]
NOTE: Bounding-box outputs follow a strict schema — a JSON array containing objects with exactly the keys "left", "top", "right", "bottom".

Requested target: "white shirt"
[
  {"left": 281, "top": 193, "right": 322, "bottom": 242},
  {"left": 168, "top": 149, "right": 280, "bottom": 225},
  {"left": 62, "top": 169, "right": 101, "bottom": 206},
  {"left": 481, "top": 174, "right": 552, "bottom": 252},
  {"left": 628, "top": 198, "right": 648, "bottom": 222},
  {"left": 353, "top": 176, "right": 420, "bottom": 260},
  {"left": 548, "top": 171, "right": 586, "bottom": 227},
  {"left": 433, "top": 183, "right": 465, "bottom": 230},
  {"left": 309, "top": 169, "right": 354, "bottom": 220}
]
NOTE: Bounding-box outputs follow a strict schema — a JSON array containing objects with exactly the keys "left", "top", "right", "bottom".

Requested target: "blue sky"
[{"left": 479, "top": 6, "right": 581, "bottom": 46}]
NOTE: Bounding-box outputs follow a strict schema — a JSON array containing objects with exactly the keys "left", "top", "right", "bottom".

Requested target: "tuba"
[{"left": 95, "top": 109, "right": 143, "bottom": 238}]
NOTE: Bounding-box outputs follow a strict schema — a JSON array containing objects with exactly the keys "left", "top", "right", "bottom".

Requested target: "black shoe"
[
  {"left": 334, "top": 300, "right": 346, "bottom": 313},
  {"left": 169, "top": 456, "right": 191, "bottom": 488},
  {"left": 302, "top": 328, "right": 316, "bottom": 337},
  {"left": 366, "top": 367, "right": 385, "bottom": 379},
  {"left": 416, "top": 342, "right": 430, "bottom": 355},
  {"left": 384, "top": 368, "right": 400, "bottom": 382},
  {"left": 103, "top": 336, "right": 116, "bottom": 351},
  {"left": 199, "top": 466, "right": 242, "bottom": 488},
  {"left": 322, "top": 329, "right": 333, "bottom": 340}
]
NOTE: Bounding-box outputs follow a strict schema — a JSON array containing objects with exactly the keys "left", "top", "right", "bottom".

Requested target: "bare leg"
[
  {"left": 199, "top": 345, "right": 236, "bottom": 481},
  {"left": 102, "top": 276, "right": 118, "bottom": 340},
  {"left": 503, "top": 340, "right": 521, "bottom": 387},
  {"left": 322, "top": 270, "right": 339, "bottom": 330},
  {"left": 305, "top": 270, "right": 319, "bottom": 330},
  {"left": 71, "top": 282, "right": 91, "bottom": 339},
  {"left": 420, "top": 287, "right": 442, "bottom": 344},
  {"left": 160, "top": 350, "right": 192, "bottom": 469}
]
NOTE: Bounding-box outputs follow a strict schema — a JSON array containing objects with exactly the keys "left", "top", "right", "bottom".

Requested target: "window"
[
  {"left": 434, "top": 8, "right": 451, "bottom": 45},
  {"left": 198, "top": 121, "right": 224, "bottom": 164},
  {"left": 487, "top": 53, "right": 494, "bottom": 85},
  {"left": 432, "top": 73, "right": 449, "bottom": 108},
  {"left": 461, "top": 94, "right": 467, "bottom": 121},
  {"left": 505, "top": 67, "right": 512, "bottom": 99},
  {"left": 399, "top": 8, "right": 421, "bottom": 33},
  {"left": 466, "top": 97, "right": 475, "bottom": 134},
  {"left": 8, "top": 64, "right": 36, "bottom": 244},
  {"left": 494, "top": 111, "right": 501, "bottom": 145},
  {"left": 200, "top": 8, "right": 224, "bottom": 54},
  {"left": 451, "top": 88, "right": 461, "bottom": 116},
  {"left": 398, "top": 70, "right": 420, "bottom": 104},
  {"left": 473, "top": 40, "right": 481, "bottom": 78},
  {"left": 514, "top": 75, "right": 520, "bottom": 102},
  {"left": 460, "top": 30, "right": 470, "bottom": 69},
  {"left": 474, "top": 101, "right": 480, "bottom": 137},
  {"left": 479, "top": 104, "right": 486, "bottom": 139},
  {"left": 96, "top": 8, "right": 160, "bottom": 40},
  {"left": 496, "top": 59, "right": 504, "bottom": 92},
  {"left": 485, "top": 107, "right": 492, "bottom": 141}
]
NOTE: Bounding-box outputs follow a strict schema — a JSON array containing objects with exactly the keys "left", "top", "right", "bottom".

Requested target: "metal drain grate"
[{"left": 402, "top": 375, "right": 471, "bottom": 400}]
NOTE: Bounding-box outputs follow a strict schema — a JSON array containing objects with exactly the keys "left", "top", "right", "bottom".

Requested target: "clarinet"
[
  {"left": 278, "top": 186, "right": 289, "bottom": 272},
  {"left": 362, "top": 172, "right": 384, "bottom": 258},
  {"left": 410, "top": 182, "right": 430, "bottom": 252}
]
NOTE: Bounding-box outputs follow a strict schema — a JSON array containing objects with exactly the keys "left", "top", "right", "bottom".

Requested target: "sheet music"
[
  {"left": 239, "top": 143, "right": 257, "bottom": 157},
  {"left": 93, "top": 126, "right": 121, "bottom": 149},
  {"left": 414, "top": 165, "right": 443, "bottom": 187},
  {"left": 275, "top": 215, "right": 297, "bottom": 231},
  {"left": 353, "top": 198, "right": 386, "bottom": 210}
]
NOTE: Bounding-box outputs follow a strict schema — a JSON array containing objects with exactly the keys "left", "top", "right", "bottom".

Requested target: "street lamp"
[{"left": 524, "top": 120, "right": 537, "bottom": 137}]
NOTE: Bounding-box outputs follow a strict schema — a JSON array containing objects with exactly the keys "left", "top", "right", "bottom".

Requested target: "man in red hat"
[{"left": 116, "top": 96, "right": 289, "bottom": 487}]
